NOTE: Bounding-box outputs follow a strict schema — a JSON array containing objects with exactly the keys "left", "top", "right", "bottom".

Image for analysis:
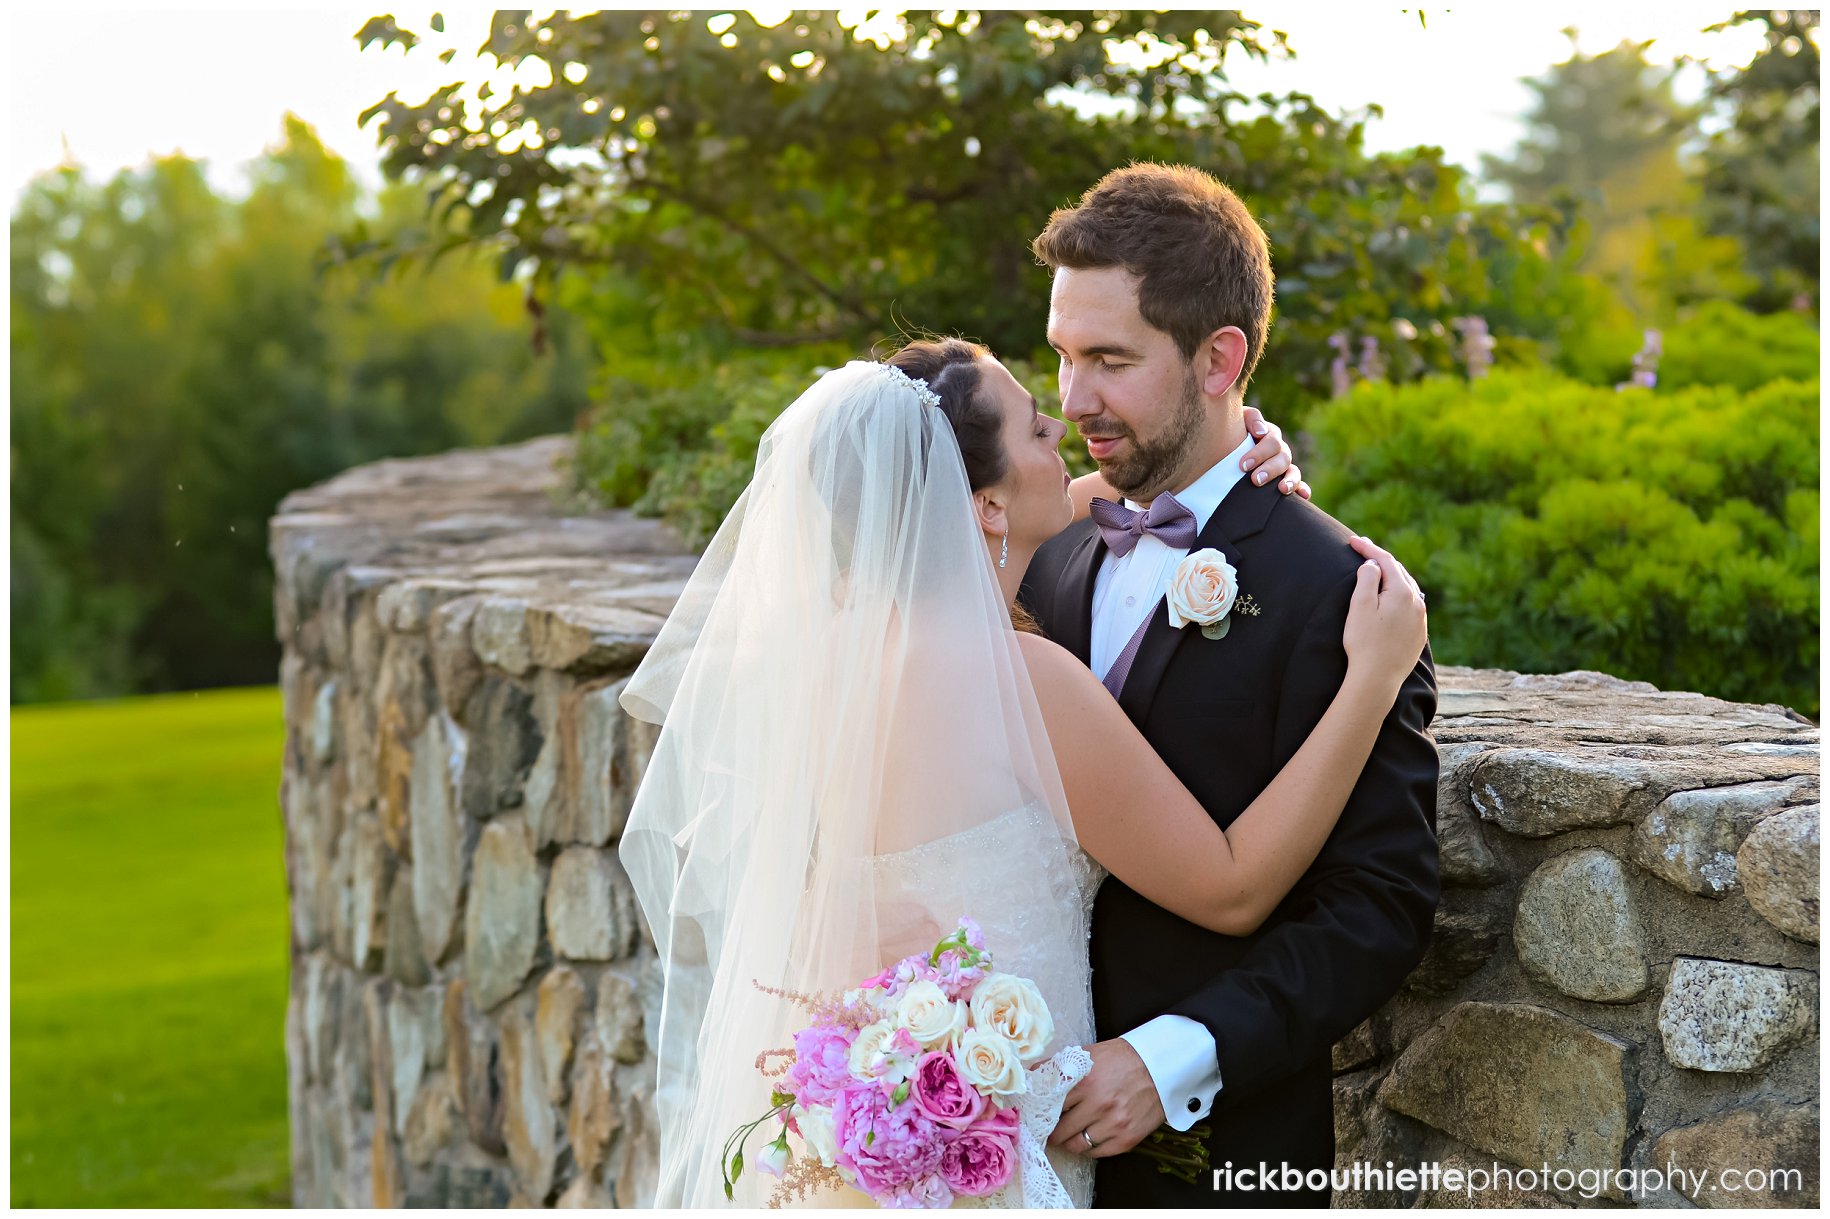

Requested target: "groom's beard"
[{"left": 1081, "top": 365, "right": 1205, "bottom": 501}]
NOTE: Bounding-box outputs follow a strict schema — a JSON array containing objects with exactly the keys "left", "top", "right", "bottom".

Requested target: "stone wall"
[
  {"left": 272, "top": 436, "right": 1819, "bottom": 1209},
  {"left": 1336, "top": 670, "right": 1819, "bottom": 1207}
]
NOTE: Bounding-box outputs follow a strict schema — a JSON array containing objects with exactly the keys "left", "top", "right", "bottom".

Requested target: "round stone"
[
  {"left": 1738, "top": 804, "right": 1819, "bottom": 944},
  {"left": 1514, "top": 848, "right": 1648, "bottom": 1002}
]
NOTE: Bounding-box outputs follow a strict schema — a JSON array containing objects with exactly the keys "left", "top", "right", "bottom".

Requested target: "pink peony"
[
  {"left": 910, "top": 1052, "right": 986, "bottom": 1131},
  {"left": 785, "top": 1024, "right": 855, "bottom": 1106},
  {"left": 937, "top": 1110, "right": 1018, "bottom": 1198},
  {"left": 833, "top": 1082, "right": 946, "bottom": 1196},
  {"left": 880, "top": 1172, "right": 954, "bottom": 1209}
]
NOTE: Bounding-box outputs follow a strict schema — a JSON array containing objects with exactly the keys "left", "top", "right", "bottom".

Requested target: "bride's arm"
[
  {"left": 1020, "top": 541, "right": 1426, "bottom": 936},
  {"left": 1067, "top": 406, "right": 1309, "bottom": 520}
]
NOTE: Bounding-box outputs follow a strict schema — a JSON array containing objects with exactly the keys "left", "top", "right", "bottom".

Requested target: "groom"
[{"left": 1020, "top": 164, "right": 1441, "bottom": 1207}]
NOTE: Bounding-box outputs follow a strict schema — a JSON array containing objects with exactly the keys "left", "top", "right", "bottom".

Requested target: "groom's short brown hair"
[{"left": 1031, "top": 163, "right": 1274, "bottom": 390}]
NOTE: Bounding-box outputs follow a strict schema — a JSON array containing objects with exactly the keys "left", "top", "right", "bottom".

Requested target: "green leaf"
[
  {"left": 430, "top": 11, "right": 445, "bottom": 33},
  {"left": 356, "top": 91, "right": 400, "bottom": 130},
  {"left": 354, "top": 15, "right": 419, "bottom": 51}
]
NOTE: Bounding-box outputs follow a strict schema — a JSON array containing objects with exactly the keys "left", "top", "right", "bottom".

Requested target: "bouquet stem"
[{"left": 1127, "top": 1123, "right": 1211, "bottom": 1186}]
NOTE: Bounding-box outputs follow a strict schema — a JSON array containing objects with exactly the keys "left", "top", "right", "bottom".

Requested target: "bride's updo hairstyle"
[
  {"left": 886, "top": 338, "right": 1008, "bottom": 495},
  {"left": 884, "top": 336, "right": 1044, "bottom": 635}
]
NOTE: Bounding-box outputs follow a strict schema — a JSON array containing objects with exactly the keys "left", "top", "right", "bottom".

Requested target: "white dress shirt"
[{"left": 1095, "top": 435, "right": 1254, "bottom": 1131}]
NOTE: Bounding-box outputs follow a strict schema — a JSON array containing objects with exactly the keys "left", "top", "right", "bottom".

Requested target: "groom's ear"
[{"left": 1200, "top": 326, "right": 1249, "bottom": 401}]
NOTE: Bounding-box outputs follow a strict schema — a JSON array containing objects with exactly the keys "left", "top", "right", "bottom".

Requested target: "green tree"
[
  {"left": 353, "top": 9, "right": 1591, "bottom": 417},
  {"left": 350, "top": 10, "right": 1295, "bottom": 357},
  {"left": 10, "top": 117, "right": 595, "bottom": 702},
  {"left": 1482, "top": 36, "right": 1698, "bottom": 205},
  {"left": 1695, "top": 10, "right": 1820, "bottom": 311},
  {"left": 1483, "top": 36, "right": 1750, "bottom": 322},
  {"left": 10, "top": 157, "right": 225, "bottom": 699}
]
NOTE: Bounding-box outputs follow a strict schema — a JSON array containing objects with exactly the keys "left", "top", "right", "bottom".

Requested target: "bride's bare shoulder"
[
  {"left": 1013, "top": 631, "right": 1107, "bottom": 707},
  {"left": 1013, "top": 628, "right": 1073, "bottom": 671}
]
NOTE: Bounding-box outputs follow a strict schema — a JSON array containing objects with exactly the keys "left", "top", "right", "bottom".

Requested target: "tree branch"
[{"left": 632, "top": 176, "right": 883, "bottom": 331}]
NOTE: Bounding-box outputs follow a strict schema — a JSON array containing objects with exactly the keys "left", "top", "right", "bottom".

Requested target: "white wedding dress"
[
  {"left": 869, "top": 803, "right": 1111, "bottom": 1208},
  {"left": 619, "top": 361, "right": 1109, "bottom": 1208}
]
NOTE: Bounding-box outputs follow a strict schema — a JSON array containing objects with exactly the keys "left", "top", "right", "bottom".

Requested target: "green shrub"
[
  {"left": 571, "top": 346, "right": 846, "bottom": 547},
  {"left": 1655, "top": 300, "right": 1819, "bottom": 393},
  {"left": 1309, "top": 369, "right": 1819, "bottom": 717},
  {"left": 572, "top": 346, "right": 1067, "bottom": 548},
  {"left": 1554, "top": 298, "right": 1819, "bottom": 392}
]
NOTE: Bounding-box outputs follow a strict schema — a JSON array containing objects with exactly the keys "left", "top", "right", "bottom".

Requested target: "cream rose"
[
  {"left": 895, "top": 980, "right": 968, "bottom": 1050},
  {"left": 1165, "top": 548, "right": 1238, "bottom": 629},
  {"left": 954, "top": 1028, "right": 1028, "bottom": 1099},
  {"left": 967, "top": 973, "right": 1055, "bottom": 1065}
]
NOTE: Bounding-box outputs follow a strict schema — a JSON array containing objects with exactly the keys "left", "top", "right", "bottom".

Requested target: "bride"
[{"left": 618, "top": 341, "right": 1427, "bottom": 1208}]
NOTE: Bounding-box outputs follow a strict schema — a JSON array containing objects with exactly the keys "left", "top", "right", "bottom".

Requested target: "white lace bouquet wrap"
[
  {"left": 965, "top": 1044, "right": 1093, "bottom": 1209},
  {"left": 723, "top": 920, "right": 1089, "bottom": 1209}
]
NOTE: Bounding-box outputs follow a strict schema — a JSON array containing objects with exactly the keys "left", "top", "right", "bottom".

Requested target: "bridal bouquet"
[{"left": 723, "top": 919, "right": 1056, "bottom": 1208}]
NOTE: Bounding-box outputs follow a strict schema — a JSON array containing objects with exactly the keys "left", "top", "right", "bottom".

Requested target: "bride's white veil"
[{"left": 619, "top": 360, "right": 1089, "bottom": 1206}]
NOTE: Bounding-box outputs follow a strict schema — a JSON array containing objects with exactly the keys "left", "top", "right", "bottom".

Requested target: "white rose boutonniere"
[{"left": 1166, "top": 548, "right": 1240, "bottom": 640}]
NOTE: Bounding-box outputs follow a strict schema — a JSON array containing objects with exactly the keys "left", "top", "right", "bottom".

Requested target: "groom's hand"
[{"left": 1049, "top": 1038, "right": 1166, "bottom": 1158}]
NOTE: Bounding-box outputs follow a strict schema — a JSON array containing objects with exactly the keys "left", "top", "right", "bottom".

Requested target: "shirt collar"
[{"left": 1122, "top": 433, "right": 1256, "bottom": 533}]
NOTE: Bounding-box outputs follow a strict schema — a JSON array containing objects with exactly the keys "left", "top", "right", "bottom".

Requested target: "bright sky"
[{"left": 6, "top": 4, "right": 1774, "bottom": 207}]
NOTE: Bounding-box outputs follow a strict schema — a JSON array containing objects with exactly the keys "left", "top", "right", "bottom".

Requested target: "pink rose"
[
  {"left": 971, "top": 1105, "right": 1019, "bottom": 1136},
  {"left": 937, "top": 1109, "right": 1018, "bottom": 1198},
  {"left": 910, "top": 1051, "right": 986, "bottom": 1130}
]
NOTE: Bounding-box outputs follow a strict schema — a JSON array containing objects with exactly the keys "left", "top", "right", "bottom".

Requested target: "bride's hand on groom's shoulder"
[
  {"left": 1343, "top": 536, "right": 1429, "bottom": 688},
  {"left": 1241, "top": 406, "right": 1311, "bottom": 500},
  {"left": 1047, "top": 1039, "right": 1166, "bottom": 1159}
]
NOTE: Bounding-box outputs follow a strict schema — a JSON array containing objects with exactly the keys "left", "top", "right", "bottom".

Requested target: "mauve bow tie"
[{"left": 1088, "top": 492, "right": 1198, "bottom": 558}]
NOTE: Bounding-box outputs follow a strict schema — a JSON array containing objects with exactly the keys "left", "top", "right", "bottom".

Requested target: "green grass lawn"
[{"left": 12, "top": 685, "right": 293, "bottom": 1207}]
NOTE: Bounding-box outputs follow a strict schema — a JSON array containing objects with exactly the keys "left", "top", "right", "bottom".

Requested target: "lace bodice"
[
  {"left": 1067, "top": 843, "right": 1109, "bottom": 925},
  {"left": 868, "top": 804, "right": 1104, "bottom": 1207}
]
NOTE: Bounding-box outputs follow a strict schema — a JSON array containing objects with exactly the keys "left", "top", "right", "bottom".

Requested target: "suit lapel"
[
  {"left": 1051, "top": 523, "right": 1103, "bottom": 668},
  {"left": 1116, "top": 477, "right": 1282, "bottom": 726}
]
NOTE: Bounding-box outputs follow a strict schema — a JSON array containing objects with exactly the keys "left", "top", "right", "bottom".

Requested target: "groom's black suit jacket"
[{"left": 1020, "top": 475, "right": 1440, "bottom": 1208}]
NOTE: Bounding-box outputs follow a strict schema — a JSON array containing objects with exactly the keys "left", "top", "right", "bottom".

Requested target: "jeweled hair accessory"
[{"left": 875, "top": 361, "right": 942, "bottom": 409}]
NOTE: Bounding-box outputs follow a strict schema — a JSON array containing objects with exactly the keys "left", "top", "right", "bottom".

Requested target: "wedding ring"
[{"left": 1081, "top": 1130, "right": 1097, "bottom": 1150}]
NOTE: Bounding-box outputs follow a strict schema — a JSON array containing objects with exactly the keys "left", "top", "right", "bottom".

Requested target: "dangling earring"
[{"left": 999, "top": 530, "right": 1009, "bottom": 569}]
